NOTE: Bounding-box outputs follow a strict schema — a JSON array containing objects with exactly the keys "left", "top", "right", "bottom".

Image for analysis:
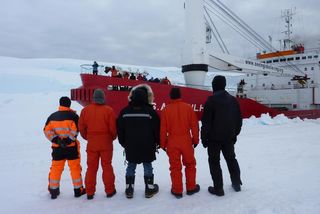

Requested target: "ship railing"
[{"left": 250, "top": 82, "right": 319, "bottom": 91}]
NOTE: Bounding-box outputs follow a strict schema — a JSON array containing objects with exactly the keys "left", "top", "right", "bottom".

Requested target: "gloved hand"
[
  {"left": 51, "top": 136, "right": 59, "bottom": 144},
  {"left": 232, "top": 136, "right": 237, "bottom": 145},
  {"left": 59, "top": 137, "right": 73, "bottom": 148},
  {"left": 202, "top": 139, "right": 208, "bottom": 148}
]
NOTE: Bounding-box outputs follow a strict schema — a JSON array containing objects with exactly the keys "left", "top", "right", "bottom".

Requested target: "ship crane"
[
  {"left": 207, "top": 52, "right": 303, "bottom": 78},
  {"left": 181, "top": 0, "right": 305, "bottom": 87}
]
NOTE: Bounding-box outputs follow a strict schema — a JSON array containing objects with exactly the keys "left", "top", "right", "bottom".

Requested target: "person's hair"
[
  {"left": 169, "top": 87, "right": 181, "bottom": 99},
  {"left": 59, "top": 96, "right": 71, "bottom": 107}
]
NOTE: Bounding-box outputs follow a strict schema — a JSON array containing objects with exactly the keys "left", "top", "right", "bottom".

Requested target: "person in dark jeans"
[
  {"left": 201, "top": 75, "right": 243, "bottom": 196},
  {"left": 117, "top": 86, "right": 160, "bottom": 199}
]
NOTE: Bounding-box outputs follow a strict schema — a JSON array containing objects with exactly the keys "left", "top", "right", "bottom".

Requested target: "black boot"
[
  {"left": 49, "top": 187, "right": 60, "bottom": 199},
  {"left": 232, "top": 184, "right": 241, "bottom": 192},
  {"left": 186, "top": 184, "right": 200, "bottom": 195},
  {"left": 125, "top": 176, "right": 135, "bottom": 199},
  {"left": 144, "top": 175, "right": 159, "bottom": 198},
  {"left": 74, "top": 187, "right": 86, "bottom": 198},
  {"left": 208, "top": 186, "right": 224, "bottom": 196},
  {"left": 171, "top": 189, "right": 183, "bottom": 199}
]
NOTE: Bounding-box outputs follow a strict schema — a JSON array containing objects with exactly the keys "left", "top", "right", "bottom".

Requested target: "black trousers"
[
  {"left": 51, "top": 145, "right": 79, "bottom": 161},
  {"left": 207, "top": 142, "right": 242, "bottom": 189}
]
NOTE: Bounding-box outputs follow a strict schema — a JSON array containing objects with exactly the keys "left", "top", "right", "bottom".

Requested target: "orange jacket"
[
  {"left": 111, "top": 69, "right": 118, "bottom": 77},
  {"left": 78, "top": 103, "right": 117, "bottom": 151},
  {"left": 43, "top": 106, "right": 79, "bottom": 148},
  {"left": 160, "top": 99, "right": 199, "bottom": 149}
]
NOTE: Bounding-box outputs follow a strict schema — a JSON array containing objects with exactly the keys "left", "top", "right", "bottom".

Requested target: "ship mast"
[{"left": 281, "top": 8, "right": 296, "bottom": 50}]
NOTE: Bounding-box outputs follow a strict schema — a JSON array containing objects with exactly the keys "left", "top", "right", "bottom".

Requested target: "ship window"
[
  {"left": 251, "top": 84, "right": 253, "bottom": 88},
  {"left": 287, "top": 58, "right": 294, "bottom": 61},
  {"left": 304, "top": 67, "right": 307, "bottom": 71},
  {"left": 262, "top": 61, "right": 265, "bottom": 63},
  {"left": 288, "top": 82, "right": 291, "bottom": 85},
  {"left": 302, "top": 56, "right": 306, "bottom": 59},
  {"left": 311, "top": 67, "right": 314, "bottom": 70},
  {"left": 308, "top": 56, "right": 312, "bottom": 59},
  {"left": 247, "top": 74, "right": 250, "bottom": 77},
  {"left": 273, "top": 59, "right": 279, "bottom": 62},
  {"left": 266, "top": 60, "right": 272, "bottom": 63},
  {"left": 314, "top": 55, "right": 318, "bottom": 58},
  {"left": 280, "top": 58, "right": 286, "bottom": 62},
  {"left": 295, "top": 57, "right": 300, "bottom": 60},
  {"left": 262, "top": 83, "right": 265, "bottom": 87}
]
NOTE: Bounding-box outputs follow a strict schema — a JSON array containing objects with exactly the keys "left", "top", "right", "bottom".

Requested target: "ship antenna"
[{"left": 281, "top": 8, "right": 296, "bottom": 50}]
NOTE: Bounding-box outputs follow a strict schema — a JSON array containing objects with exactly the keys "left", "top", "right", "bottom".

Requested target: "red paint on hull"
[{"left": 71, "top": 74, "right": 320, "bottom": 119}]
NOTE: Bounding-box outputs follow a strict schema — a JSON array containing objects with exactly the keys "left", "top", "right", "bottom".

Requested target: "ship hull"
[{"left": 71, "top": 74, "right": 320, "bottom": 119}]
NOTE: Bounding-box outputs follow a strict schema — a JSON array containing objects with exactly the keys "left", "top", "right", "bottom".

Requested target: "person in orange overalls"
[
  {"left": 44, "top": 96, "right": 85, "bottom": 199},
  {"left": 160, "top": 87, "right": 200, "bottom": 199},
  {"left": 110, "top": 66, "right": 118, "bottom": 77},
  {"left": 78, "top": 89, "right": 117, "bottom": 200}
]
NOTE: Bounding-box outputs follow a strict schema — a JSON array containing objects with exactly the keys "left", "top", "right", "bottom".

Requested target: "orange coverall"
[
  {"left": 160, "top": 99, "right": 199, "bottom": 194},
  {"left": 78, "top": 103, "right": 117, "bottom": 196},
  {"left": 44, "top": 106, "right": 84, "bottom": 191}
]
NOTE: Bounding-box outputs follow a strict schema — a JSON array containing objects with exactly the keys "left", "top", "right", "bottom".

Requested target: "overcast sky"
[{"left": 1, "top": 0, "right": 319, "bottom": 67}]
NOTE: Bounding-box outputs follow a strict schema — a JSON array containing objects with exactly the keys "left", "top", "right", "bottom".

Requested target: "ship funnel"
[{"left": 182, "top": 0, "right": 208, "bottom": 87}]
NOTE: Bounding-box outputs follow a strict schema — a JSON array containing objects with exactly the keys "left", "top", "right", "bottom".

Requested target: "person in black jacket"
[
  {"left": 201, "top": 75, "right": 243, "bottom": 196},
  {"left": 117, "top": 85, "right": 160, "bottom": 199}
]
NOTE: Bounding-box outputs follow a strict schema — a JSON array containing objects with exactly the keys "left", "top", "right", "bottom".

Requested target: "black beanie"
[
  {"left": 59, "top": 96, "right": 71, "bottom": 107},
  {"left": 212, "top": 75, "right": 226, "bottom": 92},
  {"left": 170, "top": 87, "right": 181, "bottom": 99}
]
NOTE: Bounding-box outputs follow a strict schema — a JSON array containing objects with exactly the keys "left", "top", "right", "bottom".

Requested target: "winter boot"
[
  {"left": 74, "top": 187, "right": 86, "bottom": 198},
  {"left": 232, "top": 184, "right": 241, "bottom": 192},
  {"left": 106, "top": 189, "right": 117, "bottom": 198},
  {"left": 87, "top": 194, "right": 94, "bottom": 200},
  {"left": 49, "top": 187, "right": 60, "bottom": 199},
  {"left": 171, "top": 189, "right": 183, "bottom": 199},
  {"left": 144, "top": 175, "right": 159, "bottom": 198},
  {"left": 186, "top": 184, "right": 200, "bottom": 195},
  {"left": 208, "top": 186, "right": 225, "bottom": 196},
  {"left": 125, "top": 176, "right": 135, "bottom": 199}
]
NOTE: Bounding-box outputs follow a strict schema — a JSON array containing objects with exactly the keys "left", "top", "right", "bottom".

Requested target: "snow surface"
[{"left": 0, "top": 56, "right": 320, "bottom": 214}]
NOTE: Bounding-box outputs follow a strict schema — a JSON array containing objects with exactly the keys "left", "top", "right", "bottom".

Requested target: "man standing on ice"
[
  {"left": 117, "top": 85, "right": 160, "bottom": 199},
  {"left": 201, "top": 75, "right": 242, "bottom": 196},
  {"left": 160, "top": 87, "right": 200, "bottom": 199},
  {"left": 78, "top": 89, "right": 117, "bottom": 200},
  {"left": 43, "top": 96, "right": 86, "bottom": 199}
]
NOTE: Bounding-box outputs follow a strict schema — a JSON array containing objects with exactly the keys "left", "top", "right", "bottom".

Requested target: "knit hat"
[
  {"left": 59, "top": 96, "right": 71, "bottom": 107},
  {"left": 169, "top": 87, "right": 181, "bottom": 100},
  {"left": 131, "top": 88, "right": 148, "bottom": 106},
  {"left": 212, "top": 75, "right": 226, "bottom": 92},
  {"left": 93, "top": 89, "right": 105, "bottom": 104}
]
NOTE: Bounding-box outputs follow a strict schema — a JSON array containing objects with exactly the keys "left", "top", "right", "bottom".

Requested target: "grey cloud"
[{"left": 0, "top": 0, "right": 319, "bottom": 67}]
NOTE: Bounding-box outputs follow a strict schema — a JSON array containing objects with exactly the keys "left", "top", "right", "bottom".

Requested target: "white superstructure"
[{"left": 182, "top": 1, "right": 320, "bottom": 111}]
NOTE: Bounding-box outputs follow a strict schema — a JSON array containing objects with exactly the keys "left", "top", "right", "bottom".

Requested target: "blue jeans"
[{"left": 126, "top": 162, "right": 153, "bottom": 177}]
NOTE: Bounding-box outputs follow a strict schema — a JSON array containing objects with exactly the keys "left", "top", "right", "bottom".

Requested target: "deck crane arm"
[{"left": 208, "top": 52, "right": 304, "bottom": 78}]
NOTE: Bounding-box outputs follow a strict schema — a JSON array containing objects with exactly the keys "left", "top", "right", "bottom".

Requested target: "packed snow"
[{"left": 0, "top": 56, "right": 319, "bottom": 214}]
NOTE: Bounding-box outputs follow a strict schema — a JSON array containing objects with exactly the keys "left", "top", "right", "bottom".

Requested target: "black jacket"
[
  {"left": 201, "top": 90, "right": 242, "bottom": 146},
  {"left": 117, "top": 104, "right": 160, "bottom": 164}
]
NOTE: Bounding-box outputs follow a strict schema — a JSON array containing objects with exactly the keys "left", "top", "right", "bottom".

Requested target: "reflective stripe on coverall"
[{"left": 44, "top": 106, "right": 83, "bottom": 190}]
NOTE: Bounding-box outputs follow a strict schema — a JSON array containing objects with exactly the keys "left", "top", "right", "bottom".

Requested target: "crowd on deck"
[{"left": 92, "top": 61, "right": 171, "bottom": 85}]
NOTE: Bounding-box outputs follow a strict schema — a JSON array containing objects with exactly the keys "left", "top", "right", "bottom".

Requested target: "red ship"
[{"left": 70, "top": 73, "right": 320, "bottom": 120}]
